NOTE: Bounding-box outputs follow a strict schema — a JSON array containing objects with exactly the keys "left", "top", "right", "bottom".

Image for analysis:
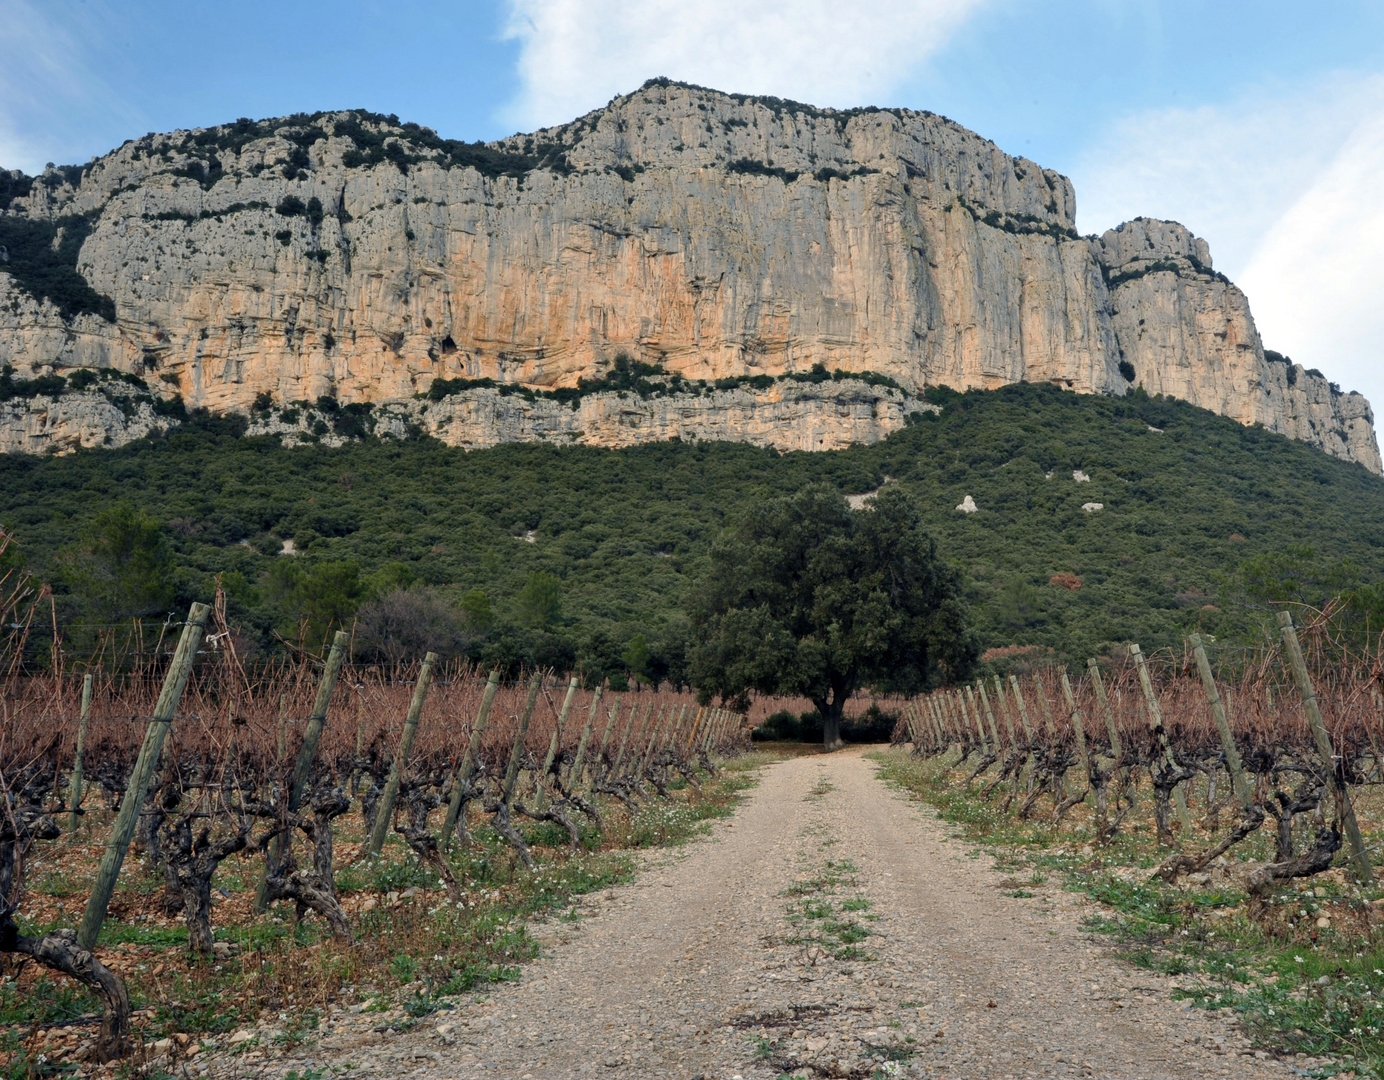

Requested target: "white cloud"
[
  {"left": 499, "top": 0, "right": 987, "bottom": 132},
  {"left": 1070, "top": 73, "right": 1384, "bottom": 410},
  {"left": 1070, "top": 73, "right": 1384, "bottom": 274},
  {"left": 1238, "top": 113, "right": 1384, "bottom": 413}
]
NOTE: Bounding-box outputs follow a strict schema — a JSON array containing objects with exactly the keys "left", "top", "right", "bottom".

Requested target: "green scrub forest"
[{"left": 3, "top": 382, "right": 1382, "bottom": 678}]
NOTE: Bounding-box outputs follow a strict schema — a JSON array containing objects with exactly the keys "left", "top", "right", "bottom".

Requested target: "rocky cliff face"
[
  {"left": 0, "top": 383, "right": 175, "bottom": 455},
  {"left": 1095, "top": 219, "right": 1379, "bottom": 471},
  {"left": 0, "top": 79, "right": 1376, "bottom": 471}
]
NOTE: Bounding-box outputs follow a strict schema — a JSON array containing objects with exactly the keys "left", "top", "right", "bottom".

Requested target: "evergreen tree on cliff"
[{"left": 688, "top": 484, "right": 977, "bottom": 748}]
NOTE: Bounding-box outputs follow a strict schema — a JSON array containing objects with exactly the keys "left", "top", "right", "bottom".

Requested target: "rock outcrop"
[
  {"left": 0, "top": 79, "right": 1376, "bottom": 470},
  {"left": 0, "top": 384, "right": 177, "bottom": 454},
  {"left": 246, "top": 378, "right": 932, "bottom": 452}
]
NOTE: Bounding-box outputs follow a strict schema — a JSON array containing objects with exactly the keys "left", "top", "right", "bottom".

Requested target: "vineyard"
[
  {"left": 0, "top": 572, "right": 752, "bottom": 1072},
  {"left": 886, "top": 613, "right": 1384, "bottom": 1072},
  {"left": 9, "top": 514, "right": 1384, "bottom": 1077},
  {"left": 894, "top": 616, "right": 1379, "bottom": 894}
]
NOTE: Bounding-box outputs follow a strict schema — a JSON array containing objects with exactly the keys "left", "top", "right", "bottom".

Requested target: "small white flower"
[{"left": 1295, "top": 956, "right": 1305, "bottom": 963}]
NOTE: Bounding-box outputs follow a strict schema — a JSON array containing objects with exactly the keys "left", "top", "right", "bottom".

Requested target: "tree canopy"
[{"left": 688, "top": 484, "right": 978, "bottom": 746}]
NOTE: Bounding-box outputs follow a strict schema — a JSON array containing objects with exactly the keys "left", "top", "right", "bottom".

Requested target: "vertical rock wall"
[{"left": 0, "top": 81, "right": 1376, "bottom": 470}]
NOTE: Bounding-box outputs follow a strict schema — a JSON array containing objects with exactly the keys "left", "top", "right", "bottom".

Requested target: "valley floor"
[{"left": 216, "top": 749, "right": 1296, "bottom": 1080}]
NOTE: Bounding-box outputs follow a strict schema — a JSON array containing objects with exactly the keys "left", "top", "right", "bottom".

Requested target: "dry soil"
[{"left": 228, "top": 748, "right": 1304, "bottom": 1080}]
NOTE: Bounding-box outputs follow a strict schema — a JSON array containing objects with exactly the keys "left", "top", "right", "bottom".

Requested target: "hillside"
[
  {"left": 3, "top": 383, "right": 1382, "bottom": 671},
  {"left": 0, "top": 80, "right": 1377, "bottom": 471}
]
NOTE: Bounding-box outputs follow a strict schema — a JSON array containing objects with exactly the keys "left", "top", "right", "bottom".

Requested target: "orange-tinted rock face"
[{"left": 0, "top": 82, "right": 1376, "bottom": 471}]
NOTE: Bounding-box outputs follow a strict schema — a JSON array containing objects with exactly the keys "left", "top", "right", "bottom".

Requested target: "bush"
[
  {"left": 354, "top": 586, "right": 470, "bottom": 665},
  {"left": 727, "top": 158, "right": 800, "bottom": 183},
  {"left": 0, "top": 367, "right": 67, "bottom": 401},
  {"left": 66, "top": 368, "right": 99, "bottom": 392},
  {"left": 275, "top": 195, "right": 307, "bottom": 217},
  {"left": 840, "top": 704, "right": 897, "bottom": 744},
  {"left": 1118, "top": 360, "right": 1136, "bottom": 383},
  {"left": 751, "top": 710, "right": 813, "bottom": 741}
]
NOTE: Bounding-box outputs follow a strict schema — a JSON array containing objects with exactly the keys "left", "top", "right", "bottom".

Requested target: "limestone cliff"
[
  {"left": 1096, "top": 219, "right": 1380, "bottom": 472},
  {"left": 0, "top": 79, "right": 1376, "bottom": 471}
]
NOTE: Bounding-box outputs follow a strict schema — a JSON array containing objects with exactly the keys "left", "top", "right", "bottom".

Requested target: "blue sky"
[{"left": 3, "top": 0, "right": 1382, "bottom": 409}]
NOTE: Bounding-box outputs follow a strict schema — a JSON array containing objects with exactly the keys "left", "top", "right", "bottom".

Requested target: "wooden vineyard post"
[
  {"left": 628, "top": 699, "right": 657, "bottom": 781},
  {"left": 1277, "top": 611, "right": 1374, "bottom": 885},
  {"left": 366, "top": 652, "right": 437, "bottom": 855},
  {"left": 584, "top": 690, "right": 619, "bottom": 794},
  {"left": 67, "top": 673, "right": 93, "bottom": 834},
  {"left": 907, "top": 702, "right": 926, "bottom": 749},
  {"left": 501, "top": 674, "right": 543, "bottom": 805},
  {"left": 1013, "top": 674, "right": 1059, "bottom": 796},
  {"left": 1130, "top": 644, "right": 1194, "bottom": 834},
  {"left": 915, "top": 700, "right": 933, "bottom": 750},
  {"left": 701, "top": 707, "right": 724, "bottom": 761},
  {"left": 78, "top": 602, "right": 209, "bottom": 949},
  {"left": 1086, "top": 660, "right": 1123, "bottom": 764},
  {"left": 254, "top": 630, "right": 349, "bottom": 912},
  {"left": 1189, "top": 633, "right": 1252, "bottom": 810},
  {"left": 603, "top": 698, "right": 632, "bottom": 780},
  {"left": 276, "top": 694, "right": 289, "bottom": 761},
  {"left": 682, "top": 706, "right": 707, "bottom": 767},
  {"left": 567, "top": 685, "right": 602, "bottom": 793},
  {"left": 534, "top": 676, "right": 580, "bottom": 811},
  {"left": 1059, "top": 672, "right": 1091, "bottom": 783},
  {"left": 1007, "top": 675, "right": 1043, "bottom": 796},
  {"left": 442, "top": 669, "right": 500, "bottom": 846},
  {"left": 976, "top": 683, "right": 1003, "bottom": 753},
  {"left": 485, "top": 672, "right": 543, "bottom": 867},
  {"left": 1007, "top": 676, "right": 1037, "bottom": 742},
  {"left": 662, "top": 706, "right": 689, "bottom": 774},
  {"left": 634, "top": 703, "right": 667, "bottom": 778},
  {"left": 286, "top": 631, "right": 350, "bottom": 811},
  {"left": 941, "top": 693, "right": 963, "bottom": 753},
  {"left": 962, "top": 687, "right": 989, "bottom": 757},
  {"left": 992, "top": 677, "right": 1020, "bottom": 743},
  {"left": 940, "top": 697, "right": 958, "bottom": 752}
]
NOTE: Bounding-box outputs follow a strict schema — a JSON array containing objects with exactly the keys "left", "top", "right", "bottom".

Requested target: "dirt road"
[{"left": 298, "top": 749, "right": 1294, "bottom": 1079}]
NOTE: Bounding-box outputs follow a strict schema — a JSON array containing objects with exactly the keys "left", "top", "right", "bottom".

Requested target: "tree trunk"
[
  {"left": 818, "top": 697, "right": 845, "bottom": 751},
  {"left": 184, "top": 875, "right": 215, "bottom": 956},
  {"left": 8, "top": 928, "right": 131, "bottom": 1061}
]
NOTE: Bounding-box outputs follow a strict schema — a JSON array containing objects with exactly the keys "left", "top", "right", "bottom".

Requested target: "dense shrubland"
[{"left": 2, "top": 383, "right": 1384, "bottom": 677}]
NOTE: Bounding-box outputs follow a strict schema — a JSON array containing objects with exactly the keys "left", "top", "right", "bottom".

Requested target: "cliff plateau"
[{"left": 0, "top": 80, "right": 1377, "bottom": 471}]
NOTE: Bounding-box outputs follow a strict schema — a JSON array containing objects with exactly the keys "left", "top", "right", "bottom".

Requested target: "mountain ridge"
[{"left": 0, "top": 80, "right": 1378, "bottom": 471}]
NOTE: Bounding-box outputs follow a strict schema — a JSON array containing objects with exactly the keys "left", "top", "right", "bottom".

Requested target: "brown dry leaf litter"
[{"left": 200, "top": 749, "right": 1302, "bottom": 1079}]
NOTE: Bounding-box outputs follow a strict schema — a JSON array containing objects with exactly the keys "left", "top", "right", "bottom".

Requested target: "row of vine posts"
[
  {"left": 899, "top": 612, "right": 1376, "bottom": 900},
  {"left": 0, "top": 596, "right": 748, "bottom": 1062}
]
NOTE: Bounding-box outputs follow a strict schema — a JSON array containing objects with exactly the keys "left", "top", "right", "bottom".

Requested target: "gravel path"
[{"left": 258, "top": 749, "right": 1301, "bottom": 1079}]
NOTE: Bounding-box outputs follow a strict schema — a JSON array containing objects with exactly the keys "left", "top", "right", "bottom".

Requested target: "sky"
[{"left": 2, "top": 0, "right": 1381, "bottom": 409}]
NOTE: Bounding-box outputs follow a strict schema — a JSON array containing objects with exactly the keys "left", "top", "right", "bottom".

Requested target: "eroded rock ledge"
[{"left": 0, "top": 378, "right": 930, "bottom": 456}]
